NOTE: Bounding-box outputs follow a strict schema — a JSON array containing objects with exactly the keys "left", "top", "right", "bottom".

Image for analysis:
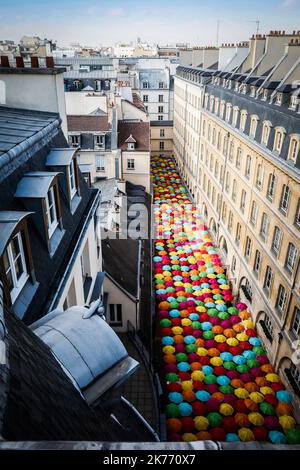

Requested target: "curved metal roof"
[
  {"left": 46, "top": 148, "right": 77, "bottom": 167},
  {"left": 0, "top": 211, "right": 32, "bottom": 256},
  {"left": 14, "top": 172, "right": 61, "bottom": 198},
  {"left": 33, "top": 306, "right": 128, "bottom": 389}
]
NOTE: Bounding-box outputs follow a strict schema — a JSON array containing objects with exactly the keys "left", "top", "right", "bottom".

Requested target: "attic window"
[
  {"left": 290, "top": 94, "right": 299, "bottom": 110},
  {"left": 125, "top": 134, "right": 136, "bottom": 150},
  {"left": 250, "top": 86, "right": 256, "bottom": 98},
  {"left": 276, "top": 93, "right": 283, "bottom": 105},
  {"left": 0, "top": 212, "right": 34, "bottom": 307},
  {"left": 273, "top": 127, "right": 285, "bottom": 154},
  {"left": 45, "top": 186, "right": 59, "bottom": 238},
  {"left": 128, "top": 142, "right": 135, "bottom": 150},
  {"left": 46, "top": 149, "right": 79, "bottom": 202},
  {"left": 94, "top": 134, "right": 105, "bottom": 150},
  {"left": 69, "top": 134, "right": 80, "bottom": 148},
  {"left": 262, "top": 90, "right": 268, "bottom": 101}
]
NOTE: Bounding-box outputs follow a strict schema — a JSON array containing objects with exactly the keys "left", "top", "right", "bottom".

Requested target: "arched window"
[
  {"left": 273, "top": 127, "right": 286, "bottom": 154},
  {"left": 250, "top": 115, "right": 259, "bottom": 139},
  {"left": 288, "top": 135, "right": 300, "bottom": 164},
  {"left": 261, "top": 121, "right": 272, "bottom": 146}
]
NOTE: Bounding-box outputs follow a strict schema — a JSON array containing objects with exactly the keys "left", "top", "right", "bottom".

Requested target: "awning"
[
  {"left": 0, "top": 211, "right": 32, "bottom": 255},
  {"left": 15, "top": 172, "right": 61, "bottom": 198}
]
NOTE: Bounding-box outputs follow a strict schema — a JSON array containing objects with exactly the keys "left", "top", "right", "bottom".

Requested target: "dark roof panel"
[
  {"left": 67, "top": 115, "right": 111, "bottom": 132},
  {"left": 118, "top": 121, "right": 150, "bottom": 151}
]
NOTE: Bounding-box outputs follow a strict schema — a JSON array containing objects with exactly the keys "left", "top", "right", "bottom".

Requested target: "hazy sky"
[{"left": 1, "top": 0, "right": 300, "bottom": 47}]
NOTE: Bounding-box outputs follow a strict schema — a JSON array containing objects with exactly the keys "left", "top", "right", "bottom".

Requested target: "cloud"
[{"left": 107, "top": 7, "right": 125, "bottom": 17}]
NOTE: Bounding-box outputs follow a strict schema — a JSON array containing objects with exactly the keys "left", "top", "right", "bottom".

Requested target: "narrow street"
[{"left": 152, "top": 155, "right": 299, "bottom": 444}]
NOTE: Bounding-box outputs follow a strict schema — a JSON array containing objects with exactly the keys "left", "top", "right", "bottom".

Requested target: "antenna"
[
  {"left": 250, "top": 18, "right": 260, "bottom": 35},
  {"left": 216, "top": 20, "right": 220, "bottom": 46}
]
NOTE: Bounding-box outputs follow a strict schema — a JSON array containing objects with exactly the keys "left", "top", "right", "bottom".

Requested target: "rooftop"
[
  {"left": 118, "top": 120, "right": 150, "bottom": 151},
  {"left": 67, "top": 114, "right": 111, "bottom": 132}
]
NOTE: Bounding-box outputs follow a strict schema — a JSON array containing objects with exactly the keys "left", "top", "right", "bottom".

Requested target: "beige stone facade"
[
  {"left": 173, "top": 48, "right": 300, "bottom": 417},
  {"left": 150, "top": 121, "right": 174, "bottom": 155}
]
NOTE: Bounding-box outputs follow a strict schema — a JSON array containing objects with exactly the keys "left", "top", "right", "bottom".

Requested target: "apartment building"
[
  {"left": 173, "top": 31, "right": 300, "bottom": 417},
  {"left": 150, "top": 120, "right": 174, "bottom": 155}
]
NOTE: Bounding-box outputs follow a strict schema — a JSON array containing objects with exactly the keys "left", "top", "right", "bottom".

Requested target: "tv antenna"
[
  {"left": 216, "top": 20, "right": 220, "bottom": 46},
  {"left": 251, "top": 18, "right": 261, "bottom": 35}
]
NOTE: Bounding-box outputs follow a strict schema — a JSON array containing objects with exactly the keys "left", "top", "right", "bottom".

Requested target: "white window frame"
[
  {"left": 160, "top": 129, "right": 165, "bottom": 138},
  {"left": 250, "top": 201, "right": 258, "bottom": 226},
  {"left": 250, "top": 116, "right": 259, "bottom": 139},
  {"left": 109, "top": 303, "right": 123, "bottom": 325},
  {"left": 272, "top": 226, "right": 282, "bottom": 255},
  {"left": 94, "top": 134, "right": 105, "bottom": 150},
  {"left": 70, "top": 134, "right": 80, "bottom": 148},
  {"left": 3, "top": 231, "right": 29, "bottom": 303},
  {"left": 264, "top": 266, "right": 273, "bottom": 294},
  {"left": 232, "top": 107, "right": 239, "bottom": 127},
  {"left": 159, "top": 81, "right": 165, "bottom": 89},
  {"left": 240, "top": 111, "right": 247, "bottom": 132},
  {"left": 267, "top": 173, "right": 276, "bottom": 200},
  {"left": 127, "top": 158, "right": 135, "bottom": 170},
  {"left": 143, "top": 94, "right": 149, "bottom": 102},
  {"left": 256, "top": 164, "right": 264, "bottom": 189},
  {"left": 158, "top": 105, "right": 164, "bottom": 114},
  {"left": 96, "top": 154, "right": 106, "bottom": 172},
  {"left": 276, "top": 285, "right": 287, "bottom": 313},
  {"left": 158, "top": 115, "right": 163, "bottom": 121},
  {"left": 288, "top": 136, "right": 300, "bottom": 164},
  {"left": 68, "top": 159, "right": 77, "bottom": 199},
  {"left": 273, "top": 128, "right": 285, "bottom": 154},
  {"left": 280, "top": 185, "right": 291, "bottom": 213},
  {"left": 292, "top": 307, "right": 300, "bottom": 336},
  {"left": 245, "top": 155, "right": 251, "bottom": 179},
  {"left": 159, "top": 141, "right": 165, "bottom": 150},
  {"left": 245, "top": 236, "right": 252, "bottom": 259},
  {"left": 142, "top": 81, "right": 149, "bottom": 89},
  {"left": 45, "top": 186, "right": 59, "bottom": 238},
  {"left": 261, "top": 122, "right": 271, "bottom": 146},
  {"left": 260, "top": 213, "right": 269, "bottom": 241},
  {"left": 254, "top": 250, "right": 261, "bottom": 274}
]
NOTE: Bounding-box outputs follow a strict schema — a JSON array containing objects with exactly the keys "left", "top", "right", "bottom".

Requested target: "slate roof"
[
  {"left": 0, "top": 106, "right": 98, "bottom": 324},
  {"left": 0, "top": 107, "right": 59, "bottom": 158},
  {"left": 118, "top": 120, "right": 150, "bottom": 151},
  {"left": 150, "top": 120, "right": 173, "bottom": 127},
  {"left": 67, "top": 115, "right": 111, "bottom": 132}
]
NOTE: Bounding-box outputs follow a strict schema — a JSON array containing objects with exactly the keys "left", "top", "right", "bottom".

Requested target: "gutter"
[
  {"left": 0, "top": 281, "right": 6, "bottom": 340},
  {"left": 47, "top": 189, "right": 100, "bottom": 311}
]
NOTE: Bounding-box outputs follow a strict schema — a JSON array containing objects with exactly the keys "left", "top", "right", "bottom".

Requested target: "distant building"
[{"left": 150, "top": 120, "right": 173, "bottom": 156}]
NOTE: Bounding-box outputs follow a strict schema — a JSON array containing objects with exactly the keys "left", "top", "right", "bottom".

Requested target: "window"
[
  {"left": 158, "top": 94, "right": 164, "bottom": 102},
  {"left": 69, "top": 159, "right": 77, "bottom": 198},
  {"left": 261, "top": 122, "right": 271, "bottom": 146},
  {"left": 127, "top": 159, "right": 135, "bottom": 170},
  {"left": 290, "top": 94, "right": 299, "bottom": 110},
  {"left": 276, "top": 285, "right": 287, "bottom": 314},
  {"left": 222, "top": 202, "right": 227, "bottom": 222},
  {"left": 70, "top": 134, "right": 80, "bottom": 148},
  {"left": 250, "top": 201, "right": 258, "bottom": 226},
  {"left": 209, "top": 95, "right": 214, "bottom": 112},
  {"left": 295, "top": 199, "right": 300, "bottom": 227},
  {"left": 160, "top": 129, "right": 165, "bottom": 138},
  {"left": 272, "top": 226, "right": 282, "bottom": 256},
  {"left": 290, "top": 364, "right": 300, "bottom": 393},
  {"left": 262, "top": 314, "right": 274, "bottom": 341},
  {"left": 244, "top": 279, "right": 253, "bottom": 301},
  {"left": 254, "top": 250, "right": 261, "bottom": 275},
  {"left": 274, "top": 128, "right": 285, "bottom": 154},
  {"left": 159, "top": 141, "right": 165, "bottom": 150},
  {"left": 144, "top": 105, "right": 148, "bottom": 112},
  {"left": 228, "top": 211, "right": 233, "bottom": 233},
  {"left": 96, "top": 154, "right": 105, "bottom": 171},
  {"left": 256, "top": 164, "right": 264, "bottom": 189},
  {"left": 286, "top": 243, "right": 297, "bottom": 272},
  {"left": 212, "top": 128, "right": 216, "bottom": 145},
  {"left": 215, "top": 98, "right": 220, "bottom": 115},
  {"left": 143, "top": 81, "right": 149, "bottom": 89},
  {"left": 232, "top": 107, "right": 239, "bottom": 127},
  {"left": 245, "top": 155, "right": 251, "bottom": 179},
  {"left": 236, "top": 223, "right": 241, "bottom": 246},
  {"left": 276, "top": 93, "right": 283, "bottom": 105},
  {"left": 267, "top": 173, "right": 276, "bottom": 200},
  {"left": 159, "top": 81, "right": 165, "bottom": 89},
  {"left": 231, "top": 256, "right": 236, "bottom": 274},
  {"left": 225, "top": 172, "right": 230, "bottom": 193},
  {"left": 245, "top": 237, "right": 252, "bottom": 259},
  {"left": 143, "top": 94, "right": 149, "bottom": 102},
  {"left": 236, "top": 147, "right": 242, "bottom": 169},
  {"left": 220, "top": 101, "right": 225, "bottom": 119},
  {"left": 240, "top": 190, "right": 246, "bottom": 213},
  {"left": 223, "top": 136, "right": 228, "bottom": 157},
  {"left": 158, "top": 115, "right": 163, "bottom": 121},
  {"left": 260, "top": 213, "right": 269, "bottom": 241},
  {"left": 229, "top": 141, "right": 234, "bottom": 161},
  {"left": 250, "top": 116, "right": 259, "bottom": 139},
  {"left": 109, "top": 304, "right": 122, "bottom": 325},
  {"left": 288, "top": 137, "right": 300, "bottom": 164},
  {"left": 217, "top": 132, "right": 221, "bottom": 150},
  {"left": 264, "top": 266, "right": 273, "bottom": 294},
  {"left": 232, "top": 179, "right": 237, "bottom": 202},
  {"left": 280, "top": 185, "right": 291, "bottom": 214},
  {"left": 45, "top": 186, "right": 58, "bottom": 238},
  {"left": 214, "top": 160, "right": 219, "bottom": 179},
  {"left": 158, "top": 106, "right": 164, "bottom": 113},
  {"left": 240, "top": 111, "right": 247, "bottom": 131},
  {"left": 3, "top": 232, "right": 28, "bottom": 303},
  {"left": 225, "top": 103, "right": 232, "bottom": 122},
  {"left": 94, "top": 134, "right": 105, "bottom": 150},
  {"left": 291, "top": 307, "right": 300, "bottom": 336}
]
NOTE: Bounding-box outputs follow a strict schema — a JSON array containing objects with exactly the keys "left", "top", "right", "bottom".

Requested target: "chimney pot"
[
  {"left": 16, "top": 56, "right": 24, "bottom": 68},
  {"left": 1, "top": 55, "right": 10, "bottom": 67},
  {"left": 46, "top": 56, "right": 54, "bottom": 68},
  {"left": 31, "top": 56, "right": 39, "bottom": 68}
]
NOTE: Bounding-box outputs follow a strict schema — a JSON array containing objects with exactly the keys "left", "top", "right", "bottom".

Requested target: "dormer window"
[
  {"left": 46, "top": 149, "right": 80, "bottom": 204},
  {"left": 276, "top": 93, "right": 283, "bottom": 106},
  {"left": 125, "top": 134, "right": 137, "bottom": 150},
  {"left": 250, "top": 115, "right": 259, "bottom": 139},
  {"left": 94, "top": 134, "right": 105, "bottom": 150},
  {"left": 0, "top": 211, "right": 35, "bottom": 310},
  {"left": 240, "top": 110, "right": 248, "bottom": 132},
  {"left": 204, "top": 93, "right": 209, "bottom": 109},
  {"left": 225, "top": 103, "right": 232, "bottom": 123},
  {"left": 235, "top": 82, "right": 240, "bottom": 92},
  {"left": 220, "top": 100, "right": 225, "bottom": 119},
  {"left": 45, "top": 186, "right": 58, "bottom": 238},
  {"left": 274, "top": 127, "right": 285, "bottom": 154},
  {"left": 209, "top": 95, "right": 214, "bottom": 112},
  {"left": 69, "top": 134, "right": 80, "bottom": 148},
  {"left": 288, "top": 135, "right": 300, "bottom": 164},
  {"left": 262, "top": 90, "right": 268, "bottom": 101},
  {"left": 290, "top": 94, "right": 299, "bottom": 110},
  {"left": 250, "top": 87, "right": 256, "bottom": 98},
  {"left": 261, "top": 121, "right": 272, "bottom": 146},
  {"left": 214, "top": 97, "right": 219, "bottom": 115}
]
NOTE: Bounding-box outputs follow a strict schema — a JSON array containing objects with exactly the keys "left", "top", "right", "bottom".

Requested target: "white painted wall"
[
  {"left": 0, "top": 72, "right": 68, "bottom": 138},
  {"left": 104, "top": 276, "right": 137, "bottom": 332},
  {"left": 65, "top": 92, "right": 108, "bottom": 115},
  {"left": 77, "top": 149, "right": 120, "bottom": 182},
  {"left": 122, "top": 150, "right": 150, "bottom": 192}
]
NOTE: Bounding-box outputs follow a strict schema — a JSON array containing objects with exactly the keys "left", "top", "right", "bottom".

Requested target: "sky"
[{"left": 1, "top": 0, "right": 300, "bottom": 47}]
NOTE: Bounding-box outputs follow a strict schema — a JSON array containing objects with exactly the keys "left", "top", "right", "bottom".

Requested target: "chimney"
[
  {"left": 1, "top": 56, "right": 10, "bottom": 67},
  {"left": 46, "top": 56, "right": 54, "bottom": 68},
  {"left": 16, "top": 56, "right": 24, "bottom": 68},
  {"left": 31, "top": 56, "right": 39, "bottom": 68}
]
